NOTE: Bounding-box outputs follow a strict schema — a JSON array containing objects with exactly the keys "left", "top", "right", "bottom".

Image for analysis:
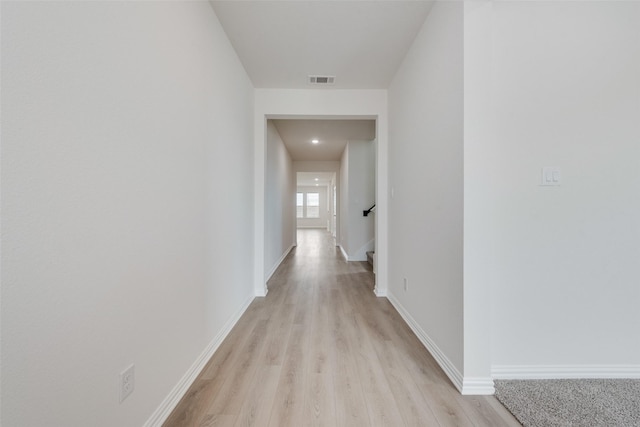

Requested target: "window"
[
  {"left": 306, "top": 193, "right": 319, "bottom": 218},
  {"left": 297, "top": 191, "right": 322, "bottom": 219},
  {"left": 296, "top": 192, "right": 304, "bottom": 218}
]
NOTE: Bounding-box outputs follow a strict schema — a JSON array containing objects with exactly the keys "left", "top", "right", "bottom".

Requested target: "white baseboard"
[
  {"left": 387, "top": 292, "right": 493, "bottom": 395},
  {"left": 338, "top": 244, "right": 348, "bottom": 261},
  {"left": 143, "top": 294, "right": 254, "bottom": 427},
  {"left": 373, "top": 284, "right": 386, "bottom": 297},
  {"left": 462, "top": 377, "right": 495, "bottom": 395},
  {"left": 337, "top": 244, "right": 372, "bottom": 262},
  {"left": 351, "top": 238, "right": 375, "bottom": 263},
  {"left": 387, "top": 293, "right": 461, "bottom": 392},
  {"left": 492, "top": 364, "right": 640, "bottom": 380},
  {"left": 265, "top": 244, "right": 295, "bottom": 282}
]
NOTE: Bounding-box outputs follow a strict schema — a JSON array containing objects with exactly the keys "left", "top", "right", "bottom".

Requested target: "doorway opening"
[
  {"left": 253, "top": 91, "right": 389, "bottom": 298},
  {"left": 296, "top": 172, "right": 336, "bottom": 238},
  {"left": 263, "top": 117, "right": 378, "bottom": 293}
]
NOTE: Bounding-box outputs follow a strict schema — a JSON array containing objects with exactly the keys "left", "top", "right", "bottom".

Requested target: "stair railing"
[{"left": 363, "top": 204, "right": 376, "bottom": 217}]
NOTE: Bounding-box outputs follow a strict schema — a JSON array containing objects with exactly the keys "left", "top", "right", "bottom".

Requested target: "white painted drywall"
[
  {"left": 296, "top": 186, "right": 328, "bottom": 229},
  {"left": 254, "top": 89, "right": 388, "bottom": 295},
  {"left": 293, "top": 161, "right": 341, "bottom": 173},
  {"left": 339, "top": 145, "right": 351, "bottom": 256},
  {"left": 462, "top": 0, "right": 494, "bottom": 388},
  {"left": 1, "top": 2, "right": 255, "bottom": 426},
  {"left": 483, "top": 1, "right": 640, "bottom": 371},
  {"left": 330, "top": 176, "right": 337, "bottom": 238},
  {"left": 265, "top": 121, "right": 295, "bottom": 280},
  {"left": 340, "top": 141, "right": 376, "bottom": 261},
  {"left": 388, "top": 0, "right": 465, "bottom": 377}
]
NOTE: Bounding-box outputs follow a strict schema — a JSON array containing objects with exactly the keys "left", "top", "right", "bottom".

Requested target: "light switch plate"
[{"left": 541, "top": 167, "right": 561, "bottom": 186}]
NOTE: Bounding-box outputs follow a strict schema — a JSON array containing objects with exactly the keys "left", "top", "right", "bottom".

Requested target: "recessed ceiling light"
[
  {"left": 315, "top": 178, "right": 319, "bottom": 181},
  {"left": 315, "top": 184, "right": 319, "bottom": 186},
  {"left": 311, "top": 139, "right": 319, "bottom": 144}
]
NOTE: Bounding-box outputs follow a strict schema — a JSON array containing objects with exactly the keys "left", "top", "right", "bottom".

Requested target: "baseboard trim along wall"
[
  {"left": 462, "top": 377, "right": 495, "bottom": 395},
  {"left": 337, "top": 244, "right": 370, "bottom": 262},
  {"left": 492, "top": 365, "right": 640, "bottom": 380},
  {"left": 338, "top": 244, "right": 349, "bottom": 261},
  {"left": 265, "top": 244, "right": 295, "bottom": 282},
  {"left": 387, "top": 292, "right": 463, "bottom": 392},
  {"left": 143, "top": 294, "right": 255, "bottom": 427},
  {"left": 387, "top": 293, "right": 493, "bottom": 395}
]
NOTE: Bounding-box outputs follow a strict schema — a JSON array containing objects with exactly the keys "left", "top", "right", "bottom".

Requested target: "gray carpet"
[{"left": 495, "top": 379, "right": 640, "bottom": 427}]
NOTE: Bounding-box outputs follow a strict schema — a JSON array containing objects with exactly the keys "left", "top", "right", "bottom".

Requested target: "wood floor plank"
[
  {"left": 371, "top": 340, "right": 442, "bottom": 427},
  {"left": 198, "top": 414, "right": 236, "bottom": 427},
  {"left": 482, "top": 395, "right": 522, "bottom": 426},
  {"left": 199, "top": 299, "right": 267, "bottom": 382},
  {"left": 420, "top": 384, "right": 475, "bottom": 427},
  {"left": 343, "top": 313, "right": 405, "bottom": 426},
  {"left": 453, "top": 393, "right": 520, "bottom": 427},
  {"left": 163, "top": 229, "right": 521, "bottom": 427},
  {"left": 232, "top": 366, "right": 281, "bottom": 427},
  {"left": 307, "top": 292, "right": 331, "bottom": 375},
  {"left": 327, "top": 286, "right": 371, "bottom": 427},
  {"left": 163, "top": 379, "right": 218, "bottom": 427},
  {"left": 267, "top": 325, "right": 309, "bottom": 427},
  {"left": 202, "top": 322, "right": 269, "bottom": 418},
  {"left": 302, "top": 372, "right": 337, "bottom": 427},
  {"left": 330, "top": 316, "right": 371, "bottom": 427},
  {"left": 261, "top": 303, "right": 295, "bottom": 366}
]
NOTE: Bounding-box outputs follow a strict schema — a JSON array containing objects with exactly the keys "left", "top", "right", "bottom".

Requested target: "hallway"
[{"left": 165, "top": 229, "right": 519, "bottom": 426}]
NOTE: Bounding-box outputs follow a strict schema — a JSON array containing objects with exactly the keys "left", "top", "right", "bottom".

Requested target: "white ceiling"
[
  {"left": 210, "top": 1, "right": 435, "bottom": 89},
  {"left": 272, "top": 119, "right": 375, "bottom": 161}
]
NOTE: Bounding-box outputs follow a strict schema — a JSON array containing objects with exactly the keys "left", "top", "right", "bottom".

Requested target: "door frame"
[{"left": 253, "top": 89, "right": 388, "bottom": 297}]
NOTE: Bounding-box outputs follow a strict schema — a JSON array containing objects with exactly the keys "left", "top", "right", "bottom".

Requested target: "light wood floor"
[{"left": 164, "top": 229, "right": 520, "bottom": 427}]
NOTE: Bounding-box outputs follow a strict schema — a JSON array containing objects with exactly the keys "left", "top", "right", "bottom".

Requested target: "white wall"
[
  {"left": 296, "top": 186, "right": 328, "bottom": 229},
  {"left": 482, "top": 1, "right": 640, "bottom": 376},
  {"left": 255, "top": 90, "right": 388, "bottom": 296},
  {"left": 339, "top": 141, "right": 376, "bottom": 261},
  {"left": 265, "top": 121, "right": 295, "bottom": 281},
  {"left": 1, "top": 2, "right": 255, "bottom": 426},
  {"left": 387, "top": 0, "right": 465, "bottom": 387},
  {"left": 388, "top": 0, "right": 640, "bottom": 392},
  {"left": 293, "top": 161, "right": 341, "bottom": 173},
  {"left": 461, "top": 0, "right": 494, "bottom": 390},
  {"left": 339, "top": 146, "right": 350, "bottom": 257},
  {"left": 330, "top": 175, "right": 337, "bottom": 238}
]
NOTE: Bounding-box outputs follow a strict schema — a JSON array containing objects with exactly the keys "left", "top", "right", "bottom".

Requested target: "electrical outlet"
[
  {"left": 403, "top": 278, "right": 408, "bottom": 292},
  {"left": 119, "top": 364, "right": 135, "bottom": 403}
]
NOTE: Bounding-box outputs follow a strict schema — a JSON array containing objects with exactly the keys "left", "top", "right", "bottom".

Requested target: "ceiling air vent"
[{"left": 308, "top": 75, "right": 335, "bottom": 85}]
